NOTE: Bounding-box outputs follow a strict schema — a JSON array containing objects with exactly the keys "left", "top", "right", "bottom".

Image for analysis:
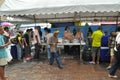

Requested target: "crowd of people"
[{"left": 0, "top": 25, "right": 120, "bottom": 80}]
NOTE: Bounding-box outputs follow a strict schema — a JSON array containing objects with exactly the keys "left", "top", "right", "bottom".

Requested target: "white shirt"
[
  {"left": 114, "top": 32, "right": 120, "bottom": 51},
  {"left": 33, "top": 29, "right": 41, "bottom": 44},
  {"left": 46, "top": 33, "right": 53, "bottom": 48}
]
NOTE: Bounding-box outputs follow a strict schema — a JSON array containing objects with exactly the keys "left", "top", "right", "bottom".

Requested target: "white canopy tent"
[{"left": 0, "top": 0, "right": 120, "bottom": 23}]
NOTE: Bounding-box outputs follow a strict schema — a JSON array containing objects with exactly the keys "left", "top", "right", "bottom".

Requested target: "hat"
[{"left": 54, "top": 30, "right": 59, "bottom": 34}]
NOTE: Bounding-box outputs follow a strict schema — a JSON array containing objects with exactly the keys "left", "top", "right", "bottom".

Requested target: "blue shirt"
[{"left": 0, "top": 34, "right": 7, "bottom": 58}]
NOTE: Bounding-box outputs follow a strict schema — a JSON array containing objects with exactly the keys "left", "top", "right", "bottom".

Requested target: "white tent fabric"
[
  {"left": 0, "top": 0, "right": 120, "bottom": 10},
  {"left": 0, "top": 0, "right": 120, "bottom": 16},
  {"left": 0, "top": 0, "right": 120, "bottom": 23}
]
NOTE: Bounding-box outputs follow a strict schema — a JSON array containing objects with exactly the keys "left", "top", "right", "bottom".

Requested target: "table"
[{"left": 41, "top": 41, "right": 86, "bottom": 64}]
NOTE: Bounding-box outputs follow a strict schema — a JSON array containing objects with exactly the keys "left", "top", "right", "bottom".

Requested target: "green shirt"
[{"left": 0, "top": 34, "right": 7, "bottom": 58}]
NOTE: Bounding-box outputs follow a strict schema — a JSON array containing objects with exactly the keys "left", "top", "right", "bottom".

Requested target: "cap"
[{"left": 54, "top": 30, "right": 59, "bottom": 34}]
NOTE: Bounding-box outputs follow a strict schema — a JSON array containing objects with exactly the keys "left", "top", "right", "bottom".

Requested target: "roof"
[{"left": 0, "top": 0, "right": 120, "bottom": 23}]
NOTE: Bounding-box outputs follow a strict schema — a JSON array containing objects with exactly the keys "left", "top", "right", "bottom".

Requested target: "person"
[
  {"left": 33, "top": 26, "right": 41, "bottom": 59},
  {"left": 0, "top": 26, "right": 11, "bottom": 80},
  {"left": 46, "top": 29, "right": 53, "bottom": 60},
  {"left": 75, "top": 28, "right": 84, "bottom": 40},
  {"left": 3, "top": 27, "right": 10, "bottom": 43},
  {"left": 108, "top": 32, "right": 120, "bottom": 78},
  {"left": 48, "top": 29, "right": 63, "bottom": 69},
  {"left": 64, "top": 26, "right": 74, "bottom": 55},
  {"left": 89, "top": 27, "right": 104, "bottom": 64},
  {"left": 16, "top": 30, "right": 23, "bottom": 61},
  {"left": 42, "top": 27, "right": 48, "bottom": 42},
  {"left": 87, "top": 27, "right": 93, "bottom": 48},
  {"left": 73, "top": 28, "right": 84, "bottom": 58},
  {"left": 106, "top": 32, "right": 116, "bottom": 70},
  {"left": 64, "top": 26, "right": 74, "bottom": 40},
  {"left": 72, "top": 28, "right": 77, "bottom": 36},
  {"left": 42, "top": 27, "right": 48, "bottom": 53},
  {"left": 23, "top": 29, "right": 31, "bottom": 62}
]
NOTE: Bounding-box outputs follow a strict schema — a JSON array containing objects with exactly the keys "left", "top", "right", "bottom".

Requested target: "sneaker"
[
  {"left": 89, "top": 61, "right": 95, "bottom": 64},
  {"left": 106, "top": 66, "right": 111, "bottom": 70},
  {"left": 108, "top": 74, "right": 118, "bottom": 78}
]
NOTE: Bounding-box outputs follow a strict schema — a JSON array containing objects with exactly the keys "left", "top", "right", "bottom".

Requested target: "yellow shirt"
[{"left": 91, "top": 30, "right": 104, "bottom": 47}]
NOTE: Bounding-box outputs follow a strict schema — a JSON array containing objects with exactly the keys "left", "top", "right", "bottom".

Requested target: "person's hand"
[
  {"left": 37, "top": 43, "right": 41, "bottom": 46},
  {"left": 54, "top": 43, "right": 57, "bottom": 46}
]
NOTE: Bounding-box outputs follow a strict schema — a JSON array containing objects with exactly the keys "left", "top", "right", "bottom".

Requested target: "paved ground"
[{"left": 5, "top": 58, "right": 120, "bottom": 80}]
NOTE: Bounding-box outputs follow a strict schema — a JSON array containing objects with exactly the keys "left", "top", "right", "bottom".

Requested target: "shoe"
[
  {"left": 106, "top": 66, "right": 111, "bottom": 70},
  {"left": 108, "top": 74, "right": 118, "bottom": 78},
  {"left": 58, "top": 66, "right": 63, "bottom": 69},
  {"left": 89, "top": 61, "right": 95, "bottom": 64}
]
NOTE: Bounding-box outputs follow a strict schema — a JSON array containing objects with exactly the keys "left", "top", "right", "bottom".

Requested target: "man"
[
  {"left": 0, "top": 26, "right": 11, "bottom": 80},
  {"left": 108, "top": 32, "right": 120, "bottom": 78},
  {"left": 33, "top": 26, "right": 41, "bottom": 59},
  {"left": 23, "top": 29, "right": 31, "bottom": 61},
  {"left": 89, "top": 27, "right": 104, "bottom": 64},
  {"left": 106, "top": 32, "right": 116, "bottom": 70},
  {"left": 48, "top": 29, "right": 62, "bottom": 69},
  {"left": 46, "top": 29, "right": 53, "bottom": 60}
]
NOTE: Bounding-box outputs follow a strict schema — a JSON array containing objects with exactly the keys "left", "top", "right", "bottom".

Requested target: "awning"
[{"left": 0, "top": 0, "right": 120, "bottom": 23}]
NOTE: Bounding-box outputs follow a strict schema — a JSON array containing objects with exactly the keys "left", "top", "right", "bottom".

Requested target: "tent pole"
[
  {"left": 116, "top": 16, "right": 118, "bottom": 31},
  {"left": 33, "top": 15, "right": 37, "bottom": 28}
]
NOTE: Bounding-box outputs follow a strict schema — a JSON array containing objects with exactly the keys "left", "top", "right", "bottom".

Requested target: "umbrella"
[{"left": 1, "top": 22, "right": 14, "bottom": 27}]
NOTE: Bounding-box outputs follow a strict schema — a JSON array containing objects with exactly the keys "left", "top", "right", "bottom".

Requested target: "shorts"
[
  {"left": 0, "top": 58, "right": 8, "bottom": 66},
  {"left": 110, "top": 48, "right": 114, "bottom": 56},
  {"left": 91, "top": 47, "right": 100, "bottom": 56},
  {"left": 24, "top": 46, "right": 31, "bottom": 54}
]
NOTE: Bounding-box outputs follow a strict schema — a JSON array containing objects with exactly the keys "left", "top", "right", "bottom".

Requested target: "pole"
[
  {"left": 33, "top": 15, "right": 37, "bottom": 28},
  {"left": 116, "top": 16, "right": 118, "bottom": 31}
]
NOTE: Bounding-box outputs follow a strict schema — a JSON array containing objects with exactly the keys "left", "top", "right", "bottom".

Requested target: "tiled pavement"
[{"left": 5, "top": 59, "right": 120, "bottom": 80}]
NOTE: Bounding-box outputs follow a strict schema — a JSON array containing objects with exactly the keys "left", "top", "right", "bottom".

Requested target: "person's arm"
[
  {"left": 81, "top": 33, "right": 84, "bottom": 40},
  {"left": 0, "top": 40, "right": 11, "bottom": 48},
  {"left": 23, "top": 37, "right": 28, "bottom": 46},
  {"left": 116, "top": 33, "right": 120, "bottom": 45},
  {"left": 108, "top": 37, "right": 111, "bottom": 47}
]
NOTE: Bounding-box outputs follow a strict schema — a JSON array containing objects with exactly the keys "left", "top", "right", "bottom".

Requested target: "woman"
[
  {"left": 0, "top": 26, "right": 11, "bottom": 80},
  {"left": 75, "top": 28, "right": 84, "bottom": 40}
]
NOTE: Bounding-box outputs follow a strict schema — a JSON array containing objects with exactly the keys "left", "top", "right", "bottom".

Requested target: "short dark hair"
[
  {"left": 65, "top": 26, "right": 69, "bottom": 31},
  {"left": 98, "top": 26, "right": 102, "bottom": 30},
  {"left": 44, "top": 27, "right": 48, "bottom": 31}
]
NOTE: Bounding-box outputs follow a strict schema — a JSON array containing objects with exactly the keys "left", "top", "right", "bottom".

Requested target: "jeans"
[
  {"left": 47, "top": 48, "right": 51, "bottom": 59},
  {"left": 109, "top": 51, "right": 120, "bottom": 75},
  {"left": 16, "top": 44, "right": 22, "bottom": 60},
  {"left": 33, "top": 43, "right": 41, "bottom": 59},
  {"left": 49, "top": 52, "right": 62, "bottom": 67}
]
